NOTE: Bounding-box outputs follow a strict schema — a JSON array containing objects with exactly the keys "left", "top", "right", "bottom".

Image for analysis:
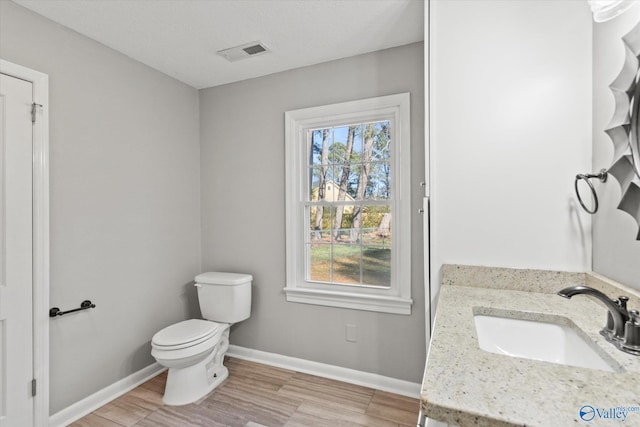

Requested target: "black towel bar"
[{"left": 49, "top": 300, "right": 96, "bottom": 317}]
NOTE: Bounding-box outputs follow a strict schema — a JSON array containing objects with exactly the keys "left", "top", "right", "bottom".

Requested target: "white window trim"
[{"left": 284, "top": 93, "right": 412, "bottom": 315}]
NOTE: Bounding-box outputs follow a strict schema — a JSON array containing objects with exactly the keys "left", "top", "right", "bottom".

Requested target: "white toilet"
[{"left": 151, "top": 272, "right": 252, "bottom": 405}]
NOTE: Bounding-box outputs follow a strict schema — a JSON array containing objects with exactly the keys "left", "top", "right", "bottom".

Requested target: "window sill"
[{"left": 284, "top": 286, "right": 412, "bottom": 315}]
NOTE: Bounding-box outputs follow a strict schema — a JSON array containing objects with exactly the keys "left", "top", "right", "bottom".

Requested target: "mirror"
[
  {"left": 632, "top": 66, "right": 640, "bottom": 178},
  {"left": 606, "top": 19, "right": 640, "bottom": 239}
]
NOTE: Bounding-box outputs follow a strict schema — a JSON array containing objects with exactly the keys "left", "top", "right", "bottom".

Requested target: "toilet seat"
[{"left": 152, "top": 319, "right": 222, "bottom": 350}]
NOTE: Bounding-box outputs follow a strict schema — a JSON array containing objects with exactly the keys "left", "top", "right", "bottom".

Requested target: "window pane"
[
  {"left": 309, "top": 129, "right": 330, "bottom": 168},
  {"left": 355, "top": 120, "right": 390, "bottom": 157},
  {"left": 358, "top": 205, "right": 392, "bottom": 287},
  {"left": 308, "top": 204, "right": 332, "bottom": 241},
  {"left": 308, "top": 204, "right": 334, "bottom": 283},
  {"left": 370, "top": 121, "right": 391, "bottom": 162},
  {"left": 330, "top": 204, "right": 354, "bottom": 242},
  {"left": 309, "top": 167, "right": 322, "bottom": 201},
  {"left": 352, "top": 124, "right": 364, "bottom": 158},
  {"left": 331, "top": 243, "right": 362, "bottom": 285},
  {"left": 365, "top": 161, "right": 391, "bottom": 200},
  {"left": 309, "top": 243, "right": 332, "bottom": 283},
  {"left": 361, "top": 219, "right": 390, "bottom": 245},
  {"left": 362, "top": 244, "right": 391, "bottom": 287},
  {"left": 325, "top": 166, "right": 357, "bottom": 204},
  {"left": 329, "top": 125, "right": 352, "bottom": 165}
]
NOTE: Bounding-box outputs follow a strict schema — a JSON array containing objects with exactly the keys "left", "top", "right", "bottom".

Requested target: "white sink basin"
[{"left": 474, "top": 314, "right": 615, "bottom": 372}]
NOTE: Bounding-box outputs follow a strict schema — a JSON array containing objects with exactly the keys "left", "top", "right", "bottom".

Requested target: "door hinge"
[
  {"left": 31, "top": 378, "right": 36, "bottom": 397},
  {"left": 31, "top": 103, "right": 42, "bottom": 124}
]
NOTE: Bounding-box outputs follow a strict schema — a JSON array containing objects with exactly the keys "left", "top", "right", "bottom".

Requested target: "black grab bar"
[{"left": 49, "top": 300, "right": 96, "bottom": 317}]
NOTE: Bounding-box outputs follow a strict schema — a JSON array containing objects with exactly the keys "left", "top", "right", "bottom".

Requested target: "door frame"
[
  {"left": 423, "top": 0, "right": 432, "bottom": 352},
  {"left": 0, "top": 59, "right": 49, "bottom": 426}
]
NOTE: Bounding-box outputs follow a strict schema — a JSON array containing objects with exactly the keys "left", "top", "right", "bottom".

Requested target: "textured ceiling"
[{"left": 13, "top": 0, "right": 424, "bottom": 89}]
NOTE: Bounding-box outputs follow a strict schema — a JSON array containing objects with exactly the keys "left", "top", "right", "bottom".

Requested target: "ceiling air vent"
[{"left": 217, "top": 41, "right": 270, "bottom": 62}]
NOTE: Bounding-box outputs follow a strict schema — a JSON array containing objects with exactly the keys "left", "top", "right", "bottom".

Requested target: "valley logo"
[{"left": 579, "top": 405, "right": 640, "bottom": 423}]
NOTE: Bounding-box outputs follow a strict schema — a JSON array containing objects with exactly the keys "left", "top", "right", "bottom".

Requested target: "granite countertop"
[{"left": 421, "top": 265, "right": 640, "bottom": 427}]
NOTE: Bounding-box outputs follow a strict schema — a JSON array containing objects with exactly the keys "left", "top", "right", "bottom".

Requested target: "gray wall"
[
  {"left": 592, "top": 8, "right": 640, "bottom": 291},
  {"left": 0, "top": 1, "right": 202, "bottom": 413},
  {"left": 200, "top": 42, "right": 426, "bottom": 383},
  {"left": 2, "top": 0, "right": 425, "bottom": 412}
]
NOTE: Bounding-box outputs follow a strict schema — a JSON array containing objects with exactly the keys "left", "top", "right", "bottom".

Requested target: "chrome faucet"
[
  {"left": 557, "top": 286, "right": 627, "bottom": 338},
  {"left": 558, "top": 286, "right": 640, "bottom": 356}
]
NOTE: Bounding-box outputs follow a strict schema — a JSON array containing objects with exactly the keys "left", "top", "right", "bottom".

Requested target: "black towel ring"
[{"left": 574, "top": 169, "right": 608, "bottom": 214}]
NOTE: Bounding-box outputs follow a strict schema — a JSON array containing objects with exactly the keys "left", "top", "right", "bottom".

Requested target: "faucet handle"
[
  {"left": 622, "top": 310, "right": 640, "bottom": 355},
  {"left": 618, "top": 296, "right": 629, "bottom": 310}
]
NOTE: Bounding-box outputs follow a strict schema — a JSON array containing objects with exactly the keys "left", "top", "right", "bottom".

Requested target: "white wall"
[
  {"left": 430, "top": 0, "right": 593, "bottom": 312},
  {"left": 592, "top": 6, "right": 640, "bottom": 291},
  {"left": 0, "top": 1, "right": 202, "bottom": 413}
]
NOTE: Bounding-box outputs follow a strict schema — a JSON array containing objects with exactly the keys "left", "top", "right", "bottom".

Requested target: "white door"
[{"left": 0, "top": 73, "right": 34, "bottom": 427}]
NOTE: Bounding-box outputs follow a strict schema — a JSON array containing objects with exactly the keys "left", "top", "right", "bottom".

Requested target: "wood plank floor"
[{"left": 70, "top": 357, "right": 420, "bottom": 427}]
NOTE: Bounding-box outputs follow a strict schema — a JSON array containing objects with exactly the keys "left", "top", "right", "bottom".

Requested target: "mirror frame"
[{"left": 606, "top": 19, "right": 640, "bottom": 240}]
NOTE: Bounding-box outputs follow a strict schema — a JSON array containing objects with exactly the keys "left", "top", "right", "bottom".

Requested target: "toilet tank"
[{"left": 194, "top": 272, "right": 252, "bottom": 323}]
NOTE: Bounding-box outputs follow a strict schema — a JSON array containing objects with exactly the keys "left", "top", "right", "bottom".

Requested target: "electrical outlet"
[{"left": 346, "top": 324, "right": 357, "bottom": 343}]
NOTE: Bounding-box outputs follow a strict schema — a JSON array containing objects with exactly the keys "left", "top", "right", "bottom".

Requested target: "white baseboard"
[
  {"left": 49, "top": 363, "right": 166, "bottom": 427},
  {"left": 227, "top": 344, "right": 421, "bottom": 398}
]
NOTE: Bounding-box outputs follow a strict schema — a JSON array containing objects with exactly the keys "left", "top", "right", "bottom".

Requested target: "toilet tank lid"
[{"left": 195, "top": 272, "right": 253, "bottom": 285}]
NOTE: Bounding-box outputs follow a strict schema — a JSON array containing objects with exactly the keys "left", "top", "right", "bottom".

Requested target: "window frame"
[{"left": 284, "top": 93, "right": 412, "bottom": 315}]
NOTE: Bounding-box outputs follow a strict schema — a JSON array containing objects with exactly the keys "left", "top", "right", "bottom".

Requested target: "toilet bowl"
[
  {"left": 150, "top": 272, "right": 252, "bottom": 405},
  {"left": 151, "top": 319, "right": 230, "bottom": 405}
]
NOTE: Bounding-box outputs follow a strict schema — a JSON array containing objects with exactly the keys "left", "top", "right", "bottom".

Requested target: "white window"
[{"left": 284, "top": 93, "right": 412, "bottom": 315}]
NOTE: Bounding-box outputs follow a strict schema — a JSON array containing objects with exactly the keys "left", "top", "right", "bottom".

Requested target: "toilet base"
[{"left": 162, "top": 328, "right": 230, "bottom": 405}]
